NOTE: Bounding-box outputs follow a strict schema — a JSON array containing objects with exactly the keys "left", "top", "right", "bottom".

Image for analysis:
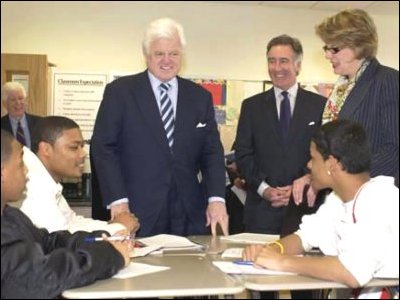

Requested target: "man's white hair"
[{"left": 142, "top": 18, "right": 186, "bottom": 56}]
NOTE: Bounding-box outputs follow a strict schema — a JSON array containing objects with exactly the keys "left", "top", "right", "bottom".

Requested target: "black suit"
[
  {"left": 91, "top": 71, "right": 225, "bottom": 237},
  {"left": 338, "top": 58, "right": 399, "bottom": 181},
  {"left": 235, "top": 87, "right": 325, "bottom": 234},
  {"left": 1, "top": 113, "right": 42, "bottom": 149}
]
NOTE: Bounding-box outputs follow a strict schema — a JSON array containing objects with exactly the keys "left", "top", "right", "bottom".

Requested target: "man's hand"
[
  {"left": 206, "top": 202, "right": 229, "bottom": 236},
  {"left": 111, "top": 211, "right": 140, "bottom": 233},
  {"left": 262, "top": 186, "right": 291, "bottom": 207},
  {"left": 233, "top": 177, "right": 246, "bottom": 190},
  {"left": 110, "top": 202, "right": 130, "bottom": 220}
]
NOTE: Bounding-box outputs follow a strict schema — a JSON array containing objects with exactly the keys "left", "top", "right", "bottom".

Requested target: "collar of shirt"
[
  {"left": 9, "top": 113, "right": 28, "bottom": 133},
  {"left": 23, "top": 146, "right": 63, "bottom": 203},
  {"left": 147, "top": 70, "right": 178, "bottom": 117},
  {"left": 273, "top": 83, "right": 298, "bottom": 116}
]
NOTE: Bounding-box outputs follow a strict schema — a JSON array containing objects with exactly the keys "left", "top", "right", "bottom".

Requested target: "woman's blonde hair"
[{"left": 315, "top": 9, "right": 378, "bottom": 60}]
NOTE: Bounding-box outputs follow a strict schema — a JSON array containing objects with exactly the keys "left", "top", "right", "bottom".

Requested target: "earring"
[{"left": 327, "top": 170, "right": 331, "bottom": 175}]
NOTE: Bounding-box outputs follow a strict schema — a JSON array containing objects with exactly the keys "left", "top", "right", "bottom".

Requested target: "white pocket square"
[
  {"left": 196, "top": 122, "right": 207, "bottom": 128},
  {"left": 308, "top": 121, "right": 315, "bottom": 126}
]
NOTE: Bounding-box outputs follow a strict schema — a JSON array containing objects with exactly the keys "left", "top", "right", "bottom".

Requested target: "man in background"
[{"left": 1, "top": 81, "right": 42, "bottom": 149}]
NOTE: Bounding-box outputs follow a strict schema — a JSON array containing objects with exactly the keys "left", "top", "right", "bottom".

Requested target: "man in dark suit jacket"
[
  {"left": 1, "top": 81, "right": 42, "bottom": 149},
  {"left": 91, "top": 18, "right": 228, "bottom": 237},
  {"left": 235, "top": 35, "right": 326, "bottom": 235}
]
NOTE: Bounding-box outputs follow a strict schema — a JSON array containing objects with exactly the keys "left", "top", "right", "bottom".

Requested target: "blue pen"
[
  {"left": 233, "top": 260, "right": 254, "bottom": 266},
  {"left": 84, "top": 236, "right": 132, "bottom": 243}
]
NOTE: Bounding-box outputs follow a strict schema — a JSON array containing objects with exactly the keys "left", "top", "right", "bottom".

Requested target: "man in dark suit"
[
  {"left": 235, "top": 35, "right": 326, "bottom": 235},
  {"left": 91, "top": 18, "right": 228, "bottom": 237},
  {"left": 1, "top": 81, "right": 42, "bottom": 149}
]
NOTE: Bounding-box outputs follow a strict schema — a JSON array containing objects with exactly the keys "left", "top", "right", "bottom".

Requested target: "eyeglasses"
[{"left": 323, "top": 45, "right": 342, "bottom": 54}]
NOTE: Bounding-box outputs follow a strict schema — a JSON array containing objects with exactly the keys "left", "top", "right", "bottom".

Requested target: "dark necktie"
[
  {"left": 159, "top": 83, "right": 174, "bottom": 148},
  {"left": 280, "top": 91, "right": 291, "bottom": 140},
  {"left": 16, "top": 121, "right": 26, "bottom": 146}
]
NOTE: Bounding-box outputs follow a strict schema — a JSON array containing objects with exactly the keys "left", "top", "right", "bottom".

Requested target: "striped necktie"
[
  {"left": 159, "top": 83, "right": 174, "bottom": 148},
  {"left": 16, "top": 121, "right": 26, "bottom": 146}
]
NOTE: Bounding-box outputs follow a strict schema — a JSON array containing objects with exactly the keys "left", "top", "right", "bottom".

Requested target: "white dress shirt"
[{"left": 20, "top": 147, "right": 126, "bottom": 234}]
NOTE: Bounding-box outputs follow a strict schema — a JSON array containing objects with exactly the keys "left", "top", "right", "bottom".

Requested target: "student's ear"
[
  {"left": 37, "top": 141, "right": 53, "bottom": 158},
  {"left": 327, "top": 155, "right": 341, "bottom": 174}
]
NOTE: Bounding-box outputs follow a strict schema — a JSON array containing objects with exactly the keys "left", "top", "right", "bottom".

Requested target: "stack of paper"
[{"left": 221, "top": 233, "right": 279, "bottom": 244}]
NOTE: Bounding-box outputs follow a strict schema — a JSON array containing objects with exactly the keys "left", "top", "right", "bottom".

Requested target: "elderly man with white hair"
[{"left": 1, "top": 81, "right": 42, "bottom": 149}]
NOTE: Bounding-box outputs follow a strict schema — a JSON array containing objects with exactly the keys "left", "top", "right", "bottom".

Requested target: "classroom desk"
[
  {"left": 63, "top": 235, "right": 398, "bottom": 298},
  {"left": 238, "top": 274, "right": 399, "bottom": 291},
  {"left": 62, "top": 253, "right": 244, "bottom": 299},
  {"left": 190, "top": 235, "right": 399, "bottom": 292}
]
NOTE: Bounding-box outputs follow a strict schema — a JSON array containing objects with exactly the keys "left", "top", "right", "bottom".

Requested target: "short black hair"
[
  {"left": 312, "top": 119, "right": 371, "bottom": 174},
  {"left": 31, "top": 116, "right": 80, "bottom": 154},
  {"left": 1, "top": 129, "right": 14, "bottom": 166}
]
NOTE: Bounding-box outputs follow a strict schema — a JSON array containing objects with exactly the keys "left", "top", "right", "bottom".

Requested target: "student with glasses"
[{"left": 292, "top": 9, "right": 399, "bottom": 210}]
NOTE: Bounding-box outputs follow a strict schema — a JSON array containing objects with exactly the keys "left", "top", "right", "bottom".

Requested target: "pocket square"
[
  {"left": 196, "top": 122, "right": 206, "bottom": 128},
  {"left": 308, "top": 121, "right": 315, "bottom": 126}
]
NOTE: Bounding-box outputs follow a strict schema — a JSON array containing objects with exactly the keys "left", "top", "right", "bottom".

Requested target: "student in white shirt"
[
  {"left": 20, "top": 116, "right": 140, "bottom": 234},
  {"left": 243, "top": 119, "right": 399, "bottom": 297}
]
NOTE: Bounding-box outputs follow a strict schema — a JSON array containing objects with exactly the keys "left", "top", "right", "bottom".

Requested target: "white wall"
[{"left": 1, "top": 1, "right": 399, "bottom": 84}]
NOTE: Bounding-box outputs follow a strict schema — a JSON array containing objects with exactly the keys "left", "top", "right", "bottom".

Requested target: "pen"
[
  {"left": 84, "top": 236, "right": 132, "bottom": 243},
  {"left": 233, "top": 260, "right": 254, "bottom": 266}
]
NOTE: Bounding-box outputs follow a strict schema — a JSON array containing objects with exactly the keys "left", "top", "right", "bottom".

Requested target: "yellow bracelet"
[{"left": 269, "top": 241, "right": 284, "bottom": 254}]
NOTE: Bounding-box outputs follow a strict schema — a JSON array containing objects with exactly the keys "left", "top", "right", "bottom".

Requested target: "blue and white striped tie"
[{"left": 159, "top": 83, "right": 174, "bottom": 148}]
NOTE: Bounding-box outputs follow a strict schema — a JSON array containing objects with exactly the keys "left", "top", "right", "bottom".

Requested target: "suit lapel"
[
  {"left": 2, "top": 115, "right": 13, "bottom": 133},
  {"left": 173, "top": 77, "right": 190, "bottom": 151},
  {"left": 339, "top": 59, "right": 378, "bottom": 119},
  {"left": 134, "top": 72, "right": 171, "bottom": 156},
  {"left": 264, "top": 89, "right": 283, "bottom": 144},
  {"left": 288, "top": 88, "right": 308, "bottom": 142}
]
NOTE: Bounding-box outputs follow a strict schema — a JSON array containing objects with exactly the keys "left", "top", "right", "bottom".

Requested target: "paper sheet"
[
  {"left": 113, "top": 262, "right": 170, "bottom": 279},
  {"left": 221, "top": 233, "right": 279, "bottom": 244},
  {"left": 130, "top": 245, "right": 163, "bottom": 258},
  {"left": 221, "top": 248, "right": 244, "bottom": 258},
  {"left": 137, "top": 234, "right": 203, "bottom": 250},
  {"left": 213, "top": 261, "right": 296, "bottom": 275}
]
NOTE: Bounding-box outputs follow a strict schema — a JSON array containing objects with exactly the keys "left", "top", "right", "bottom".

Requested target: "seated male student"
[
  {"left": 19, "top": 116, "right": 140, "bottom": 234},
  {"left": 1, "top": 129, "right": 130, "bottom": 299},
  {"left": 243, "top": 120, "right": 399, "bottom": 298}
]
